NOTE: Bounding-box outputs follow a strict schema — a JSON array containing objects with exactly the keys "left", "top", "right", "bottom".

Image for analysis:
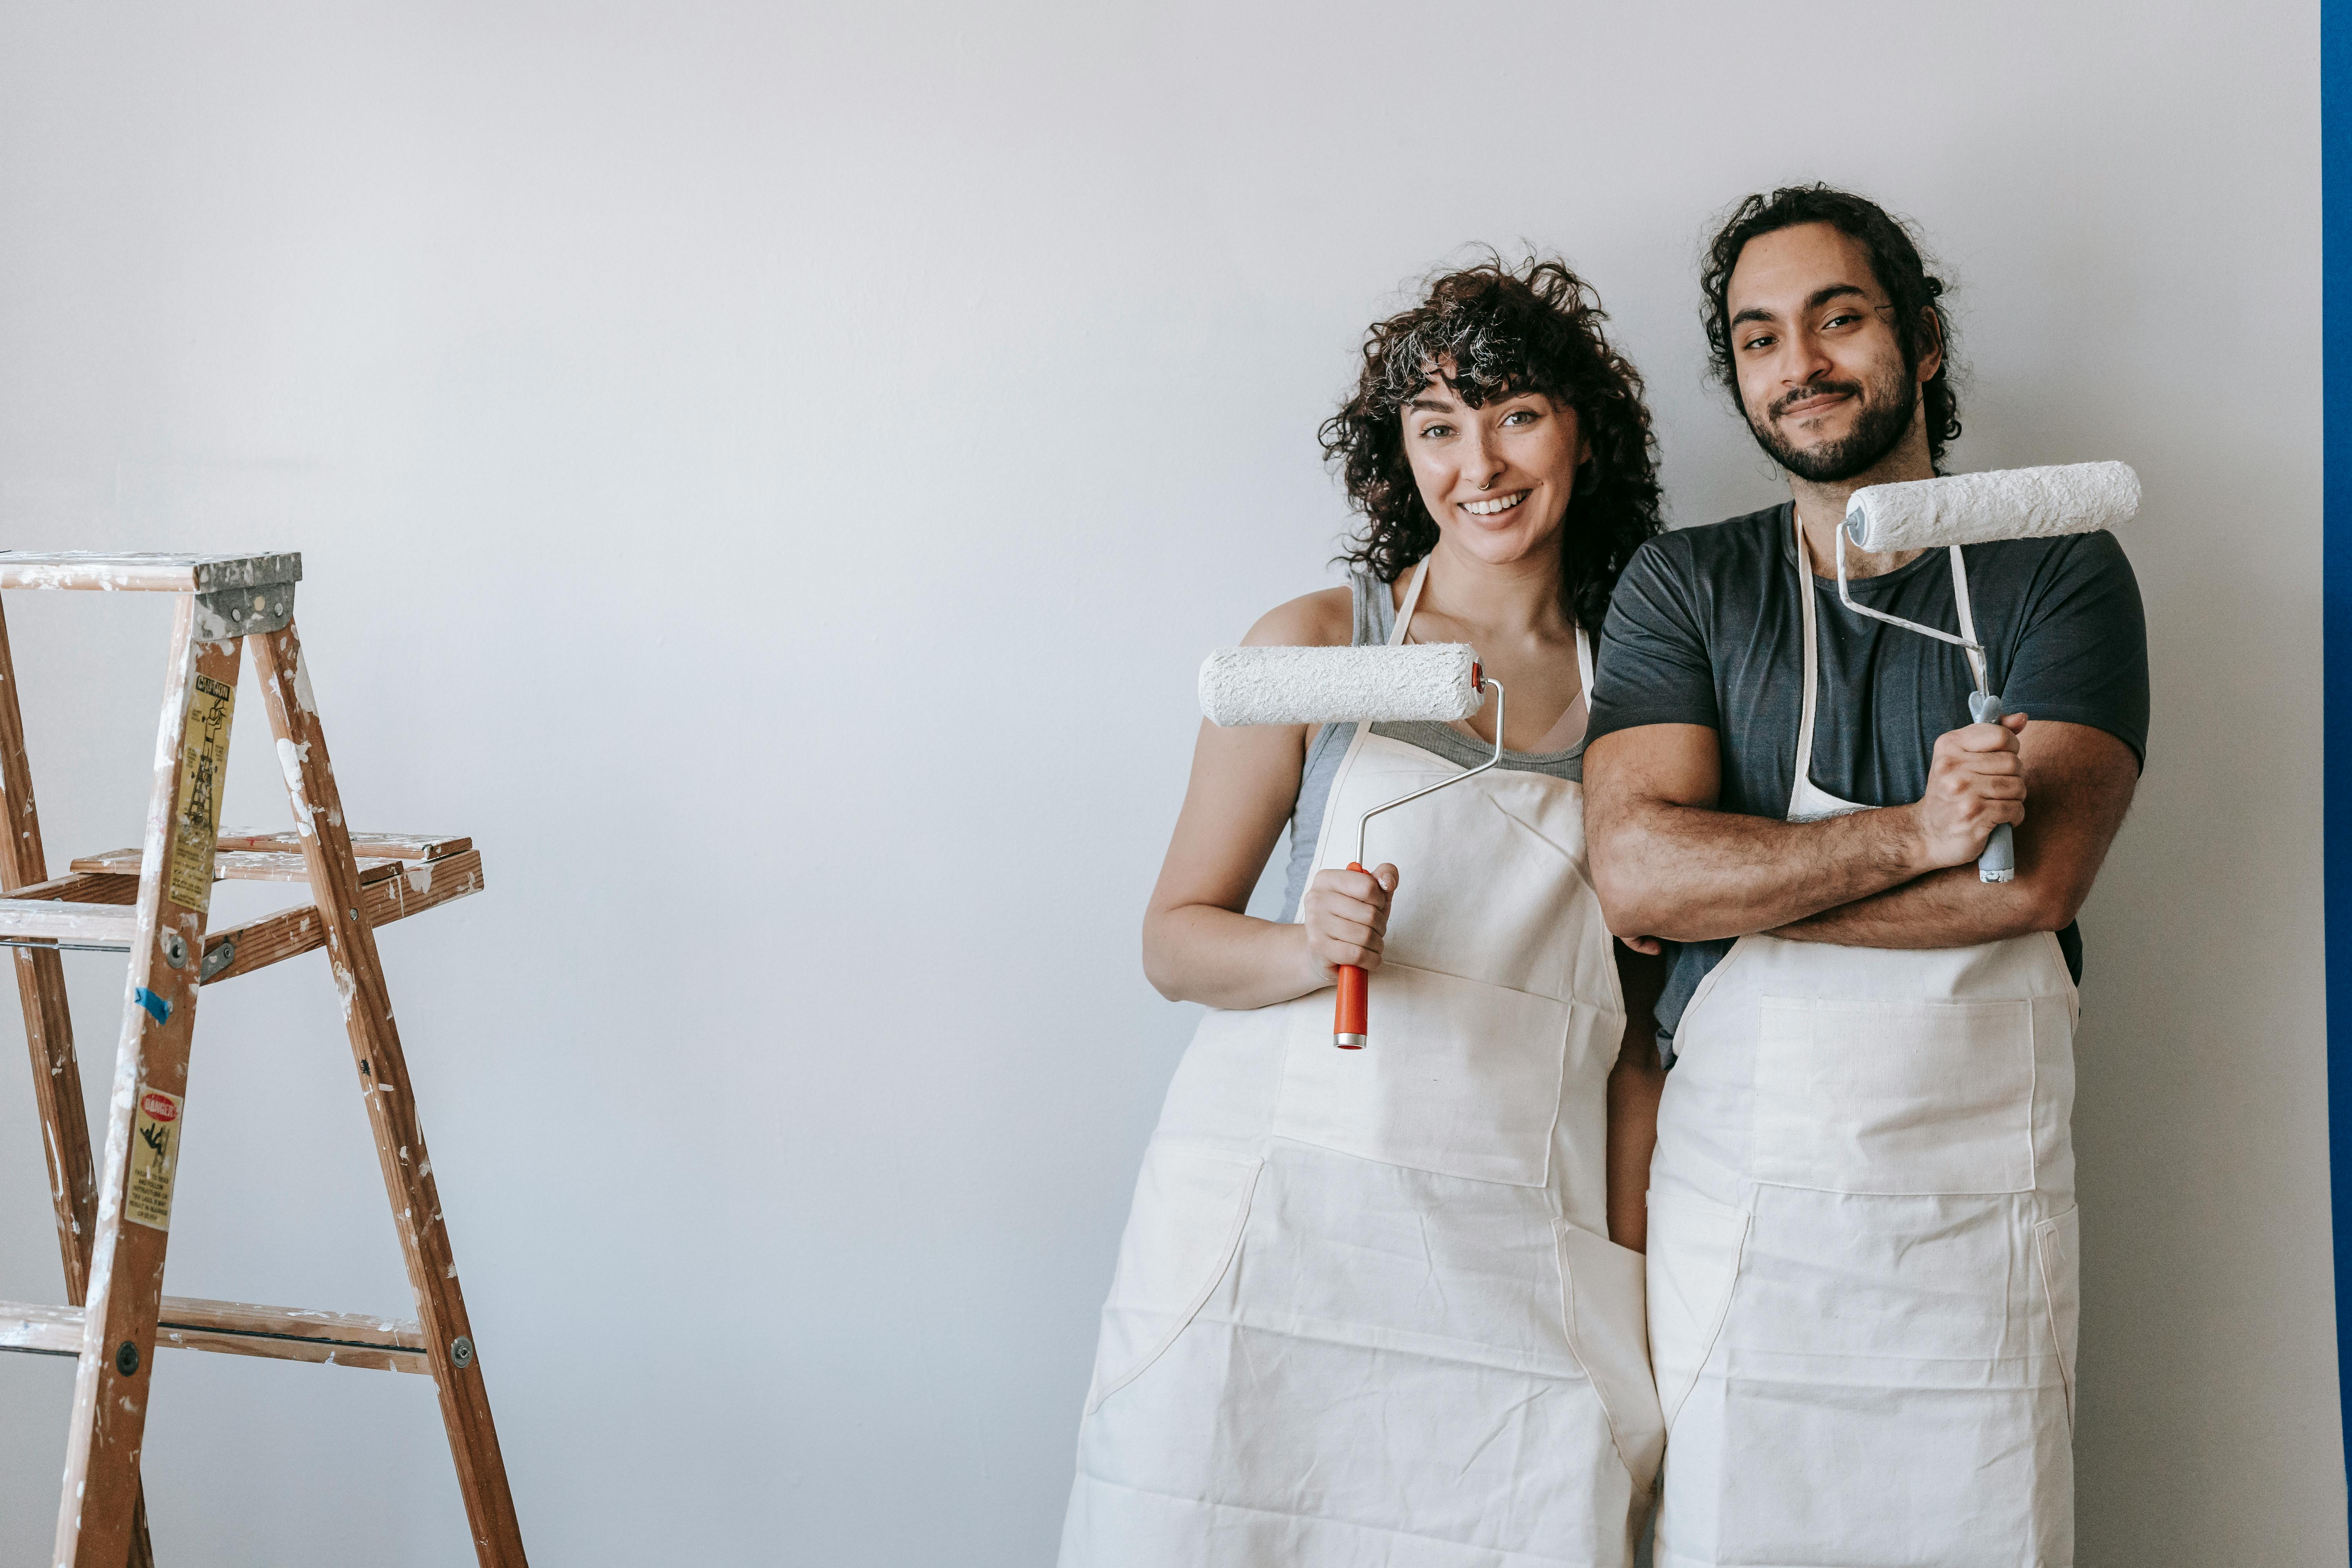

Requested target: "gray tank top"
[{"left": 1277, "top": 569, "right": 1589, "bottom": 922}]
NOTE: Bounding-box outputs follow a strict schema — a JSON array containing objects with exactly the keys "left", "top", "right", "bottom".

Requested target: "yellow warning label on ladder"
[
  {"left": 125, "top": 1087, "right": 182, "bottom": 1232},
  {"left": 168, "top": 673, "right": 235, "bottom": 911}
]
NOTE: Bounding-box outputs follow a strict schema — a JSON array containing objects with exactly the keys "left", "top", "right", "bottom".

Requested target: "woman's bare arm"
[{"left": 1142, "top": 589, "right": 1400, "bottom": 1010}]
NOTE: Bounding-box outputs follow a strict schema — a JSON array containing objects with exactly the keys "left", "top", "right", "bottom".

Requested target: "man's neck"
[{"left": 1787, "top": 432, "right": 1936, "bottom": 581}]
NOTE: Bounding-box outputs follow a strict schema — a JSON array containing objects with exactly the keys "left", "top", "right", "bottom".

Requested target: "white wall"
[{"left": 0, "top": 3, "right": 2334, "bottom": 1562}]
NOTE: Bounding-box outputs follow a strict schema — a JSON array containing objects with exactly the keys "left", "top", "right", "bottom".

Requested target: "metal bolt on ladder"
[{"left": 0, "top": 553, "right": 526, "bottom": 1566}]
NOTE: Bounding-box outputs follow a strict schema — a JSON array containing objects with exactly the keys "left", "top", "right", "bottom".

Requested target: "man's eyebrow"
[{"left": 1731, "top": 283, "right": 1871, "bottom": 331}]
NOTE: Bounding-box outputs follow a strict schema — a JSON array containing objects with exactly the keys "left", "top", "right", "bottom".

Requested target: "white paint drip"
[{"left": 276, "top": 739, "right": 316, "bottom": 831}]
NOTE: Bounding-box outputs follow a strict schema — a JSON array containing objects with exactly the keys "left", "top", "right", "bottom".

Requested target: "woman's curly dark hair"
[
  {"left": 1318, "top": 254, "right": 1663, "bottom": 634},
  {"left": 1698, "top": 185, "right": 1961, "bottom": 471}
]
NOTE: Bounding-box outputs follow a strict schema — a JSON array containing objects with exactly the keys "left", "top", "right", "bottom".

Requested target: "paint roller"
[
  {"left": 1837, "top": 461, "right": 2140, "bottom": 883},
  {"left": 1198, "top": 642, "right": 1498, "bottom": 1048}
]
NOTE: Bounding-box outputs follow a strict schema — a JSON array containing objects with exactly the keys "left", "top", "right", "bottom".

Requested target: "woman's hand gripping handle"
[{"left": 1299, "top": 862, "right": 1398, "bottom": 1048}]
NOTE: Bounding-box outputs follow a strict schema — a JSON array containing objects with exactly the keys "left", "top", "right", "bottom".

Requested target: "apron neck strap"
[
  {"left": 1390, "top": 556, "right": 1433, "bottom": 647},
  {"left": 1946, "top": 546, "right": 1990, "bottom": 692},
  {"left": 1792, "top": 508, "right": 1822, "bottom": 801},
  {"left": 1347, "top": 556, "right": 1439, "bottom": 752}
]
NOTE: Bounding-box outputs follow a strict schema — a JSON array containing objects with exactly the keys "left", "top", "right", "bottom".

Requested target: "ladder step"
[
  {"left": 72, "top": 847, "right": 407, "bottom": 886},
  {"left": 216, "top": 828, "right": 472, "bottom": 861},
  {"left": 0, "top": 899, "right": 139, "bottom": 946},
  {"left": 0, "top": 551, "right": 301, "bottom": 593},
  {"left": 0, "top": 1296, "right": 426, "bottom": 1374},
  {"left": 7, "top": 871, "right": 140, "bottom": 906},
  {"left": 203, "top": 848, "right": 485, "bottom": 984},
  {"left": 0, "top": 851, "right": 480, "bottom": 967}
]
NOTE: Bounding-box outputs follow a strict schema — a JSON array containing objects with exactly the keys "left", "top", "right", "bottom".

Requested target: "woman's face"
[{"left": 1399, "top": 376, "right": 1587, "bottom": 568}]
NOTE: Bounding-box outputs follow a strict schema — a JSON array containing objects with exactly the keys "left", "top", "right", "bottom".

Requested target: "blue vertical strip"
[{"left": 2330, "top": 0, "right": 2352, "bottom": 1515}]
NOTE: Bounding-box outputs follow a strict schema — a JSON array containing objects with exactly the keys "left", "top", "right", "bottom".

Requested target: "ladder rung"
[
  {"left": 71, "top": 847, "right": 406, "bottom": 886},
  {"left": 216, "top": 828, "right": 472, "bottom": 862},
  {"left": 0, "top": 1296, "right": 426, "bottom": 1374},
  {"left": 6, "top": 871, "right": 140, "bottom": 906},
  {"left": 0, "top": 551, "right": 301, "bottom": 593},
  {"left": 203, "top": 848, "right": 485, "bottom": 984},
  {"left": 0, "top": 899, "right": 139, "bottom": 946}
]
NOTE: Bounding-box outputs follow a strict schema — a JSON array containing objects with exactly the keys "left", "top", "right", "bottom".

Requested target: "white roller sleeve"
[
  {"left": 1843, "top": 461, "right": 2140, "bottom": 553},
  {"left": 1198, "top": 643, "right": 1483, "bottom": 726}
]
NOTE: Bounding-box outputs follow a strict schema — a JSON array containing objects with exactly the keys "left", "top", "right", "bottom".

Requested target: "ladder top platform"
[{"left": 0, "top": 552, "right": 302, "bottom": 593}]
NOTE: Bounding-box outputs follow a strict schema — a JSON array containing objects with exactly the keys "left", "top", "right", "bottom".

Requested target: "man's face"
[{"left": 1724, "top": 221, "right": 1938, "bottom": 483}]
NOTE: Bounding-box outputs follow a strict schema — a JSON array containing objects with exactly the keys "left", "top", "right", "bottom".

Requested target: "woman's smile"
[{"left": 1461, "top": 488, "right": 1531, "bottom": 517}]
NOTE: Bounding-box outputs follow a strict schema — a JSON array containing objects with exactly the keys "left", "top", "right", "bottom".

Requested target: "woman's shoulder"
[{"left": 1239, "top": 584, "right": 1357, "bottom": 649}]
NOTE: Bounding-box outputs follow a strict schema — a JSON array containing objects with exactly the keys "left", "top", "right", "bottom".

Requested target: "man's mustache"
[{"left": 1769, "top": 379, "right": 1866, "bottom": 421}]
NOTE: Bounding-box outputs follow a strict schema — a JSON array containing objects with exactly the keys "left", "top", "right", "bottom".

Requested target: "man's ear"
[{"left": 1915, "top": 307, "right": 1945, "bottom": 383}]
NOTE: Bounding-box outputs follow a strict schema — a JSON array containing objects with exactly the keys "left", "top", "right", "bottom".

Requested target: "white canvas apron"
[
  {"left": 1645, "top": 517, "right": 2082, "bottom": 1567},
  {"left": 1062, "top": 565, "right": 1664, "bottom": 1568}
]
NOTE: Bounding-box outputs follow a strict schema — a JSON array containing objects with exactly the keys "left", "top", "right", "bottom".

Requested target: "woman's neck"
[{"left": 1404, "top": 538, "right": 1572, "bottom": 640}]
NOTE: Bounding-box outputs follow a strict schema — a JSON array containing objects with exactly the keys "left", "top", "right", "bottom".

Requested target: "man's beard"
[{"left": 1747, "top": 368, "right": 1917, "bottom": 483}]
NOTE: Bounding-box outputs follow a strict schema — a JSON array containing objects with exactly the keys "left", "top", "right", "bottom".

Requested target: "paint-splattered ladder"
[{"left": 0, "top": 553, "right": 526, "bottom": 1567}]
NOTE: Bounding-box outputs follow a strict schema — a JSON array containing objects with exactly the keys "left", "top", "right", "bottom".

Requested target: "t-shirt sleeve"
[
  {"left": 1998, "top": 530, "right": 2149, "bottom": 767},
  {"left": 1588, "top": 535, "right": 1721, "bottom": 742}
]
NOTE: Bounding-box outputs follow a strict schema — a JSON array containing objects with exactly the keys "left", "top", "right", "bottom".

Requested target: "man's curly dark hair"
[
  {"left": 1318, "top": 255, "right": 1663, "bottom": 635},
  {"left": 1699, "top": 185, "right": 1961, "bottom": 471}
]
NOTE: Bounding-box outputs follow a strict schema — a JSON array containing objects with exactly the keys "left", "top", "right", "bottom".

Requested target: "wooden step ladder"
[{"left": 0, "top": 553, "right": 526, "bottom": 1566}]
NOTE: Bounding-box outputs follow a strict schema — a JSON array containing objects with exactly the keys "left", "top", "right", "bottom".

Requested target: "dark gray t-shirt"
[{"left": 1587, "top": 501, "right": 2149, "bottom": 1049}]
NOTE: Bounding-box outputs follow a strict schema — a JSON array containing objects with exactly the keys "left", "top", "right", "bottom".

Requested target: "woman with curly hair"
[{"left": 1060, "top": 256, "right": 1671, "bottom": 1566}]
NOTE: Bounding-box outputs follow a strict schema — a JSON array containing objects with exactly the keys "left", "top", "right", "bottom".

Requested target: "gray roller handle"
[{"left": 1968, "top": 690, "right": 2016, "bottom": 884}]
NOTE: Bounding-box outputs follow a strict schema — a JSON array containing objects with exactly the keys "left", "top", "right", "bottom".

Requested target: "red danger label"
[{"left": 140, "top": 1093, "right": 179, "bottom": 1122}]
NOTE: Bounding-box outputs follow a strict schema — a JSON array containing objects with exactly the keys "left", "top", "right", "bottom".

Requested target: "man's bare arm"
[
  {"left": 1775, "top": 720, "right": 2138, "bottom": 947},
  {"left": 1605, "top": 940, "right": 1667, "bottom": 1253},
  {"left": 1583, "top": 718, "right": 2026, "bottom": 942}
]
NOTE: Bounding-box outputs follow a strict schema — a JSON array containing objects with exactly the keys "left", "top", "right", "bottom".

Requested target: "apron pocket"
[
  {"left": 1557, "top": 1222, "right": 1666, "bottom": 1493},
  {"left": 1750, "top": 995, "right": 2036, "bottom": 1195},
  {"left": 1645, "top": 1188, "right": 1749, "bottom": 1431},
  {"left": 1085, "top": 1140, "right": 1263, "bottom": 1414},
  {"left": 2035, "top": 1206, "right": 2082, "bottom": 1432},
  {"left": 1269, "top": 962, "right": 1574, "bottom": 1186}
]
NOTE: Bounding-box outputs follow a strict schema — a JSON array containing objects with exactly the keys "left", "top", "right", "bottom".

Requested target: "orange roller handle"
[{"left": 1334, "top": 861, "right": 1370, "bottom": 1049}]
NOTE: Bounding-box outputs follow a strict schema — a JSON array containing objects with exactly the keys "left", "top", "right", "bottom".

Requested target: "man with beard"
[{"left": 1582, "top": 186, "right": 2146, "bottom": 1565}]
